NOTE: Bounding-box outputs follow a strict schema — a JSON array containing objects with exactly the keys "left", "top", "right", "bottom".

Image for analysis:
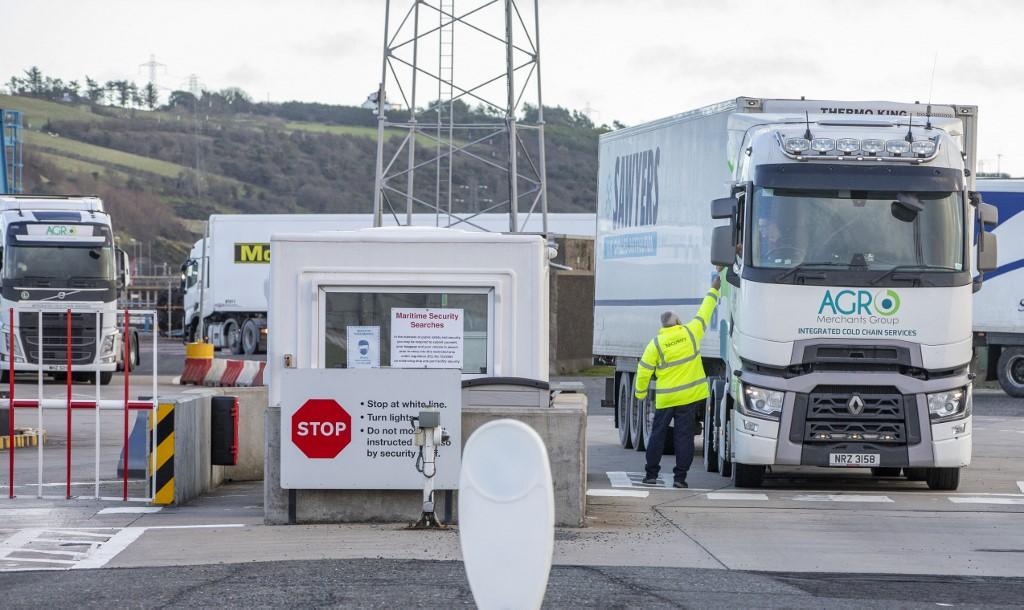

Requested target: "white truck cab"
[
  {"left": 708, "top": 102, "right": 999, "bottom": 489},
  {"left": 0, "top": 195, "right": 131, "bottom": 384}
]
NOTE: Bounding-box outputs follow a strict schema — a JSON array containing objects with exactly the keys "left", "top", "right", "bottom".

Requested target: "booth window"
[{"left": 322, "top": 289, "right": 491, "bottom": 374}]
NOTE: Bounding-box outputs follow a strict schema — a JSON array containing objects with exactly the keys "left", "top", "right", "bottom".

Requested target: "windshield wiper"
[
  {"left": 869, "top": 265, "right": 960, "bottom": 286},
  {"left": 775, "top": 262, "right": 852, "bottom": 283}
]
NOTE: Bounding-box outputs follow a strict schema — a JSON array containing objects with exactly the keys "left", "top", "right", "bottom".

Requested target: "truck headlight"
[
  {"left": 861, "top": 139, "right": 884, "bottom": 154},
  {"left": 740, "top": 384, "right": 784, "bottom": 420},
  {"left": 102, "top": 334, "right": 116, "bottom": 355},
  {"left": 927, "top": 387, "right": 970, "bottom": 422},
  {"left": 784, "top": 137, "right": 810, "bottom": 153},
  {"left": 885, "top": 140, "right": 912, "bottom": 155},
  {"left": 911, "top": 140, "right": 936, "bottom": 156}
]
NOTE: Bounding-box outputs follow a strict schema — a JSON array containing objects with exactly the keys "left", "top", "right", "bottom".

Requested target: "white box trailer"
[
  {"left": 595, "top": 97, "right": 997, "bottom": 492},
  {"left": 974, "top": 179, "right": 1024, "bottom": 396}
]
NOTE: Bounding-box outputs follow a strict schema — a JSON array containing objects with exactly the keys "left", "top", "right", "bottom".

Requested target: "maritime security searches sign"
[
  {"left": 279, "top": 368, "right": 461, "bottom": 489},
  {"left": 798, "top": 288, "right": 918, "bottom": 338}
]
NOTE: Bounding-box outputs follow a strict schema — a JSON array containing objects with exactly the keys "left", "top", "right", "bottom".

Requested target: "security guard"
[{"left": 635, "top": 270, "right": 722, "bottom": 487}]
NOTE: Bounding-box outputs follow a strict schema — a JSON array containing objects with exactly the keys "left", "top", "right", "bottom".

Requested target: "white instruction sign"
[
  {"left": 279, "top": 368, "right": 461, "bottom": 490},
  {"left": 390, "top": 308, "right": 464, "bottom": 369},
  {"left": 346, "top": 326, "right": 380, "bottom": 368}
]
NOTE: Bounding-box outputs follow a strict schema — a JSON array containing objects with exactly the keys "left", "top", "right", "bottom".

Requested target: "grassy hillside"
[{"left": 2, "top": 93, "right": 601, "bottom": 269}]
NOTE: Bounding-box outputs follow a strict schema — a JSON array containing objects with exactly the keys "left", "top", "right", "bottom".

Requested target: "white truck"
[
  {"left": 594, "top": 97, "right": 998, "bottom": 490},
  {"left": 183, "top": 213, "right": 594, "bottom": 353},
  {"left": 974, "top": 179, "right": 1024, "bottom": 396},
  {"left": 0, "top": 195, "right": 136, "bottom": 384}
]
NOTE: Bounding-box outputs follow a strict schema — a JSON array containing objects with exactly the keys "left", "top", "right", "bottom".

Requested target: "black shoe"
[
  {"left": 641, "top": 477, "right": 659, "bottom": 485},
  {"left": 673, "top": 481, "right": 688, "bottom": 489}
]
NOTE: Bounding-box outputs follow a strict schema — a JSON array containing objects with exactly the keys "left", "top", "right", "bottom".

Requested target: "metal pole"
[
  {"left": 38, "top": 310, "right": 43, "bottom": 499},
  {"left": 8, "top": 308, "right": 14, "bottom": 499},
  {"left": 123, "top": 309, "right": 130, "bottom": 501},
  {"left": 196, "top": 221, "right": 208, "bottom": 342},
  {"left": 533, "top": 0, "right": 549, "bottom": 237},
  {"left": 94, "top": 311, "right": 101, "bottom": 499},
  {"left": 373, "top": 1, "right": 392, "bottom": 228},
  {"left": 505, "top": 0, "right": 518, "bottom": 233},
  {"left": 152, "top": 311, "right": 158, "bottom": 500},
  {"left": 66, "top": 309, "right": 72, "bottom": 499},
  {"left": 406, "top": 0, "right": 421, "bottom": 225}
]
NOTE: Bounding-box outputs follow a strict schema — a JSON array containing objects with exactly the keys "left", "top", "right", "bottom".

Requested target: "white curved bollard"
[{"left": 459, "top": 419, "right": 554, "bottom": 610}]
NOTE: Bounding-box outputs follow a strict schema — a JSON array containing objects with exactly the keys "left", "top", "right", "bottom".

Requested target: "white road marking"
[
  {"left": 606, "top": 471, "right": 633, "bottom": 488},
  {"left": 96, "top": 507, "right": 162, "bottom": 515},
  {"left": 1018, "top": 481, "right": 1024, "bottom": 494},
  {"left": 587, "top": 489, "right": 650, "bottom": 498},
  {"left": 0, "top": 508, "right": 52, "bottom": 516},
  {"left": 948, "top": 497, "right": 1024, "bottom": 505},
  {"left": 706, "top": 492, "right": 769, "bottom": 501},
  {"left": 0, "top": 524, "right": 245, "bottom": 572},
  {"left": 794, "top": 494, "right": 894, "bottom": 503},
  {"left": 606, "top": 472, "right": 711, "bottom": 491}
]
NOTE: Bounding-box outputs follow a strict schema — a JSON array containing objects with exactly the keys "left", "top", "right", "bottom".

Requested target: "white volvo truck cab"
[
  {"left": 707, "top": 110, "right": 999, "bottom": 489},
  {"left": 0, "top": 195, "right": 132, "bottom": 384}
]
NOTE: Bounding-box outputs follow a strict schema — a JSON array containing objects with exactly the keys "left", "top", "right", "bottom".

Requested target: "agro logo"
[{"left": 818, "top": 289, "right": 901, "bottom": 317}]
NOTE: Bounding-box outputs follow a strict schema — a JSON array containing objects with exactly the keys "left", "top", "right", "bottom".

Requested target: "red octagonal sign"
[{"left": 292, "top": 399, "right": 352, "bottom": 459}]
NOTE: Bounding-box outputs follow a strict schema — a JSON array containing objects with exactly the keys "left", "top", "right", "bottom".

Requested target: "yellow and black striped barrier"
[
  {"left": 0, "top": 429, "right": 45, "bottom": 451},
  {"left": 148, "top": 403, "right": 175, "bottom": 505}
]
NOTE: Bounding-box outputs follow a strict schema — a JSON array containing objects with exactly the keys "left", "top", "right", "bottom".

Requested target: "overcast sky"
[{"left": 4, "top": 0, "right": 1023, "bottom": 176}]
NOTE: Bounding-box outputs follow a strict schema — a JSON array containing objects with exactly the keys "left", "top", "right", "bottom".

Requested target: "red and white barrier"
[{"left": 179, "top": 357, "right": 266, "bottom": 387}]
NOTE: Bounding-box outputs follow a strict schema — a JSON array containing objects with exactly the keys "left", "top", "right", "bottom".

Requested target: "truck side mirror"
[
  {"left": 977, "top": 231, "right": 998, "bottom": 273},
  {"left": 711, "top": 197, "right": 735, "bottom": 220},
  {"left": 978, "top": 202, "right": 998, "bottom": 230},
  {"left": 117, "top": 248, "right": 131, "bottom": 288},
  {"left": 710, "top": 225, "right": 735, "bottom": 267}
]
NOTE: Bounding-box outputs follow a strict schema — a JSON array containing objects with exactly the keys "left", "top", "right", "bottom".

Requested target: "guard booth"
[{"left": 264, "top": 227, "right": 586, "bottom": 526}]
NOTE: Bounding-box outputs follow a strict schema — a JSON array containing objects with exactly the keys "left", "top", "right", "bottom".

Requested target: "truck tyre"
[
  {"left": 641, "top": 397, "right": 654, "bottom": 451},
  {"left": 905, "top": 468, "right": 927, "bottom": 481},
  {"left": 996, "top": 347, "right": 1024, "bottom": 398},
  {"left": 871, "top": 467, "right": 902, "bottom": 477},
  {"left": 223, "top": 318, "right": 242, "bottom": 355},
  {"left": 100, "top": 371, "right": 113, "bottom": 385},
  {"left": 0, "top": 371, "right": 8, "bottom": 384},
  {"left": 717, "top": 411, "right": 732, "bottom": 478},
  {"left": 617, "top": 373, "right": 633, "bottom": 449},
  {"left": 241, "top": 319, "right": 260, "bottom": 355},
  {"left": 631, "top": 394, "right": 646, "bottom": 451},
  {"left": 926, "top": 467, "right": 960, "bottom": 490},
  {"left": 132, "top": 333, "right": 140, "bottom": 367},
  {"left": 704, "top": 393, "right": 719, "bottom": 473},
  {"left": 733, "top": 462, "right": 765, "bottom": 488}
]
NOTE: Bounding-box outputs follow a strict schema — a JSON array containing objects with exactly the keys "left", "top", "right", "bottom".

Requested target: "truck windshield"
[
  {"left": 3, "top": 244, "right": 116, "bottom": 282},
  {"left": 750, "top": 187, "right": 964, "bottom": 271}
]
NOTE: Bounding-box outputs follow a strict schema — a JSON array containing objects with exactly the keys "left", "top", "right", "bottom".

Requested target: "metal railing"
[{"left": 5, "top": 307, "right": 158, "bottom": 502}]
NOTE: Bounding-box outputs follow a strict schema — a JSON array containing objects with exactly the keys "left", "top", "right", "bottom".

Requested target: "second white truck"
[{"left": 595, "top": 97, "right": 999, "bottom": 490}]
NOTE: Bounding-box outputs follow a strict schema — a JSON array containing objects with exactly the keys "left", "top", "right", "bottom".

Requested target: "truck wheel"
[
  {"left": 100, "top": 371, "right": 113, "bottom": 385},
  {"left": 704, "top": 394, "right": 719, "bottom": 472},
  {"left": 131, "top": 333, "right": 140, "bottom": 367},
  {"left": 223, "top": 318, "right": 243, "bottom": 355},
  {"left": 0, "top": 371, "right": 8, "bottom": 384},
  {"left": 733, "top": 462, "right": 765, "bottom": 488},
  {"left": 617, "top": 373, "right": 633, "bottom": 449},
  {"left": 717, "top": 411, "right": 732, "bottom": 478},
  {"left": 241, "top": 319, "right": 260, "bottom": 355},
  {"left": 996, "top": 347, "right": 1024, "bottom": 398},
  {"left": 631, "top": 395, "right": 646, "bottom": 451},
  {"left": 905, "top": 468, "right": 927, "bottom": 481},
  {"left": 871, "top": 467, "right": 902, "bottom": 477},
  {"left": 926, "top": 467, "right": 960, "bottom": 490}
]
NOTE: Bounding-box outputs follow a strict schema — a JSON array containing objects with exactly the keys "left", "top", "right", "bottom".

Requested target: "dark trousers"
[{"left": 645, "top": 401, "right": 699, "bottom": 482}]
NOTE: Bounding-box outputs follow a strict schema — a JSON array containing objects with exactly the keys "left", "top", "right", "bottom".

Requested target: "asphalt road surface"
[{"left": 1, "top": 559, "right": 1023, "bottom": 608}]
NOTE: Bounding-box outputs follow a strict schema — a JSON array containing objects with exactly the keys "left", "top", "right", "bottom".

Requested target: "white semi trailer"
[
  {"left": 974, "top": 179, "right": 1024, "bottom": 396},
  {"left": 594, "top": 97, "right": 998, "bottom": 490},
  {"left": 0, "top": 195, "right": 136, "bottom": 384}
]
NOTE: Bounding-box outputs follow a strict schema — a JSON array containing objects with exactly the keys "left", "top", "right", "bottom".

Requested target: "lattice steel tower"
[{"left": 372, "top": 0, "right": 548, "bottom": 234}]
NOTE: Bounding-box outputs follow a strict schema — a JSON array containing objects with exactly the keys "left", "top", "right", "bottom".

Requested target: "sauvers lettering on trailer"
[{"left": 612, "top": 148, "right": 660, "bottom": 228}]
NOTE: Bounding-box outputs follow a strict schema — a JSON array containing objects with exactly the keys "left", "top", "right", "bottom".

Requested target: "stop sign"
[{"left": 291, "top": 399, "right": 352, "bottom": 459}]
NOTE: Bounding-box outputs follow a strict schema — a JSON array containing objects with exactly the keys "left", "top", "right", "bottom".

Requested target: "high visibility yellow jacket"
[{"left": 634, "top": 287, "right": 720, "bottom": 409}]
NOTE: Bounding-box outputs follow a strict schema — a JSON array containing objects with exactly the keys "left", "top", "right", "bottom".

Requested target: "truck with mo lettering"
[{"left": 594, "top": 97, "right": 998, "bottom": 490}]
